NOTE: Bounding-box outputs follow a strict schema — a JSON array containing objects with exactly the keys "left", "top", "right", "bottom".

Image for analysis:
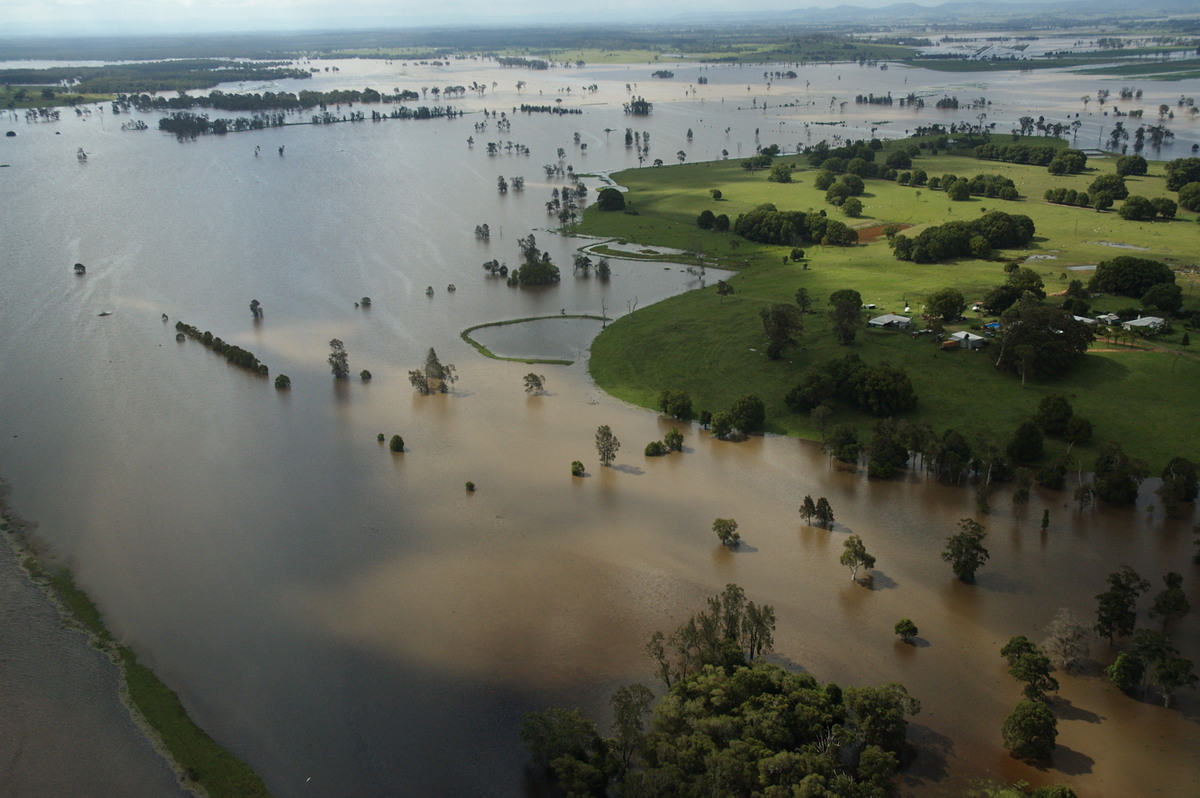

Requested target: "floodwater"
[
  {"left": 0, "top": 538, "right": 189, "bottom": 797},
  {"left": 0, "top": 57, "right": 1198, "bottom": 797}
]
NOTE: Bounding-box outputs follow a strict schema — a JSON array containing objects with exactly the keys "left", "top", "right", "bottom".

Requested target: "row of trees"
[
  {"left": 175, "top": 321, "right": 268, "bottom": 376},
  {"left": 975, "top": 142, "right": 1088, "bottom": 175},
  {"left": 734, "top": 203, "right": 858, "bottom": 247}
]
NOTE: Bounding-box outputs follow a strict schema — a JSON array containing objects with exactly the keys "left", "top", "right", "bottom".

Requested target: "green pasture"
[
  {"left": 579, "top": 141, "right": 1200, "bottom": 471},
  {"left": 1, "top": 86, "right": 111, "bottom": 109}
]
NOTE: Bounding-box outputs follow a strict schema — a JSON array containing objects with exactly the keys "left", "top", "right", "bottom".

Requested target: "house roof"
[
  {"left": 1073, "top": 315, "right": 1097, "bottom": 324},
  {"left": 950, "top": 331, "right": 985, "bottom": 341},
  {"left": 868, "top": 313, "right": 911, "bottom": 326},
  {"left": 1123, "top": 316, "right": 1165, "bottom": 328}
]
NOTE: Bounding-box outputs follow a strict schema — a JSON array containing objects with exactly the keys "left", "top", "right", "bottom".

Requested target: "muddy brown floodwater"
[{"left": 0, "top": 57, "right": 1197, "bottom": 797}]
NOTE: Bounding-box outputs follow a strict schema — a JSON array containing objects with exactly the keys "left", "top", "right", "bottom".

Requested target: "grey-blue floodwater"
[{"left": 1, "top": 58, "right": 1198, "bottom": 797}]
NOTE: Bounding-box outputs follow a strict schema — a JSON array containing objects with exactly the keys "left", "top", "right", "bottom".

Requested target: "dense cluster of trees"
[
  {"left": 656, "top": 390, "right": 694, "bottom": 421},
  {"left": 890, "top": 210, "right": 1035, "bottom": 263},
  {"left": 1096, "top": 567, "right": 1196, "bottom": 708},
  {"left": 175, "top": 321, "right": 268, "bottom": 375},
  {"left": 1164, "top": 157, "right": 1200, "bottom": 191},
  {"left": 992, "top": 296, "right": 1094, "bottom": 383},
  {"left": 930, "top": 172, "right": 1017, "bottom": 200},
  {"left": 734, "top": 203, "right": 858, "bottom": 247},
  {"left": 623, "top": 96, "right": 652, "bottom": 115},
  {"left": 1089, "top": 256, "right": 1176, "bottom": 302},
  {"left": 495, "top": 56, "right": 548, "bottom": 69},
  {"left": 165, "top": 110, "right": 291, "bottom": 137},
  {"left": 510, "top": 233, "right": 561, "bottom": 286},
  {"left": 517, "top": 103, "right": 581, "bottom": 115},
  {"left": 522, "top": 585, "right": 919, "bottom": 797},
  {"left": 1177, "top": 182, "right": 1200, "bottom": 211},
  {"left": 695, "top": 208, "right": 731, "bottom": 231},
  {"left": 785, "top": 353, "right": 917, "bottom": 417},
  {"left": 709, "top": 395, "right": 767, "bottom": 440},
  {"left": 975, "top": 143, "right": 1087, "bottom": 174},
  {"left": 1117, "top": 195, "right": 1177, "bottom": 221}
]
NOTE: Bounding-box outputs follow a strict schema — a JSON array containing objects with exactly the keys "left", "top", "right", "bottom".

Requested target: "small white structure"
[
  {"left": 1123, "top": 315, "right": 1165, "bottom": 332},
  {"left": 1072, "top": 315, "right": 1098, "bottom": 326},
  {"left": 1095, "top": 313, "right": 1120, "bottom": 325},
  {"left": 868, "top": 313, "right": 912, "bottom": 329},
  {"left": 949, "top": 331, "right": 986, "bottom": 350}
]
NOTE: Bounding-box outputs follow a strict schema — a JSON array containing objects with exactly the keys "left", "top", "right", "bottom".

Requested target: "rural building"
[
  {"left": 868, "top": 313, "right": 912, "bottom": 329},
  {"left": 1095, "top": 313, "right": 1120, "bottom": 325},
  {"left": 1072, "top": 315, "right": 1098, "bottom": 325},
  {"left": 949, "top": 331, "right": 986, "bottom": 350},
  {"left": 1122, "top": 316, "right": 1165, "bottom": 332}
]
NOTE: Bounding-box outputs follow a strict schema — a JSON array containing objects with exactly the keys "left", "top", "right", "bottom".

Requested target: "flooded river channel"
[{"left": 1, "top": 57, "right": 1198, "bottom": 796}]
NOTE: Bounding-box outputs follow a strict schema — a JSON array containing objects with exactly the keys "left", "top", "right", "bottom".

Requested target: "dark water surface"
[{"left": 1, "top": 59, "right": 1198, "bottom": 797}]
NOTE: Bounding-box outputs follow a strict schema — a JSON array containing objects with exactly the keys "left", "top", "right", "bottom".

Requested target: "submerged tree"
[
  {"left": 328, "top": 338, "right": 349, "bottom": 379},
  {"left": 1095, "top": 566, "right": 1151, "bottom": 644},
  {"left": 409, "top": 348, "right": 458, "bottom": 395},
  {"left": 1001, "top": 699, "right": 1057, "bottom": 762},
  {"left": 1042, "top": 608, "right": 1090, "bottom": 671},
  {"left": 523, "top": 373, "right": 546, "bottom": 394},
  {"left": 814, "top": 497, "right": 835, "bottom": 529},
  {"left": 941, "top": 518, "right": 990, "bottom": 582},
  {"left": 713, "top": 517, "right": 740, "bottom": 547},
  {"left": 840, "top": 534, "right": 876, "bottom": 582},
  {"left": 595, "top": 425, "right": 620, "bottom": 467},
  {"left": 894, "top": 618, "right": 918, "bottom": 643}
]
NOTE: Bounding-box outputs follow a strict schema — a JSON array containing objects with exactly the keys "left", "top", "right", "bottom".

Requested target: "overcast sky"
[{"left": 1, "top": 0, "right": 927, "bottom": 36}]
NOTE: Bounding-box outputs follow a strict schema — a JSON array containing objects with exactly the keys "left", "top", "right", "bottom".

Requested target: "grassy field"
[
  {"left": 578, "top": 139, "right": 1200, "bottom": 472},
  {"left": 1, "top": 86, "right": 111, "bottom": 109}
]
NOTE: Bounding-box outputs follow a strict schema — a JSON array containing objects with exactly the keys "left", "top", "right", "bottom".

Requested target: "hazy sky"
[{"left": 0, "top": 0, "right": 924, "bottom": 35}]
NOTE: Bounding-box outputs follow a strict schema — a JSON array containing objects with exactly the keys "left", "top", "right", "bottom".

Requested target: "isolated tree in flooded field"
[
  {"left": 328, "top": 339, "right": 349, "bottom": 379},
  {"left": 1150, "top": 572, "right": 1191, "bottom": 632},
  {"left": 713, "top": 517, "right": 740, "bottom": 547},
  {"left": 1042, "top": 608, "right": 1090, "bottom": 671},
  {"left": 941, "top": 518, "right": 990, "bottom": 582},
  {"left": 1095, "top": 566, "right": 1151, "bottom": 644},
  {"left": 813, "top": 497, "right": 834, "bottom": 529},
  {"left": 409, "top": 348, "right": 457, "bottom": 395},
  {"left": 523, "top": 373, "right": 546, "bottom": 394},
  {"left": 840, "top": 535, "right": 875, "bottom": 581},
  {"left": 799, "top": 494, "right": 816, "bottom": 524},
  {"left": 894, "top": 618, "right": 918, "bottom": 643},
  {"left": 1001, "top": 699, "right": 1057, "bottom": 762},
  {"left": 595, "top": 425, "right": 620, "bottom": 467}
]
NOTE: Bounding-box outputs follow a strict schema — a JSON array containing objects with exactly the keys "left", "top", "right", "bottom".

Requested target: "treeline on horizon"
[
  {"left": 0, "top": 59, "right": 310, "bottom": 94},
  {"left": 0, "top": 27, "right": 923, "bottom": 67}
]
